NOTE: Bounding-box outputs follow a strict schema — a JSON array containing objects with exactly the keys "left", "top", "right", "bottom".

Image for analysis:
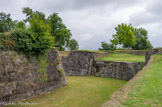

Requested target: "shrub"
[
  {"left": 11, "top": 29, "right": 35, "bottom": 57},
  {"left": 11, "top": 28, "right": 54, "bottom": 58},
  {"left": 99, "top": 42, "right": 116, "bottom": 50}
]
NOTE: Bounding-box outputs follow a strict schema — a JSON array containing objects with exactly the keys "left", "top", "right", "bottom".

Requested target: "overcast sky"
[{"left": 0, "top": 0, "right": 162, "bottom": 50}]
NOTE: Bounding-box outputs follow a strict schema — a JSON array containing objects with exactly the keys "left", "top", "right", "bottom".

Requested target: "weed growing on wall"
[
  {"left": 0, "top": 33, "right": 15, "bottom": 51},
  {"left": 37, "top": 54, "right": 48, "bottom": 84}
]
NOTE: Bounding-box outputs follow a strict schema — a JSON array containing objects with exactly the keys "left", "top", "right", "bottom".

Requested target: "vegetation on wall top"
[{"left": 0, "top": 7, "right": 79, "bottom": 58}]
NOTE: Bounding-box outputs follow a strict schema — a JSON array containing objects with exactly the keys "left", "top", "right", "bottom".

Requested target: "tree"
[
  {"left": 0, "top": 12, "right": 15, "bottom": 33},
  {"left": 68, "top": 39, "right": 79, "bottom": 51},
  {"left": 27, "top": 13, "right": 54, "bottom": 55},
  {"left": 23, "top": 7, "right": 45, "bottom": 22},
  {"left": 132, "top": 28, "right": 153, "bottom": 50},
  {"left": 47, "top": 13, "right": 72, "bottom": 51},
  {"left": 23, "top": 7, "right": 72, "bottom": 51},
  {"left": 111, "top": 23, "right": 135, "bottom": 49},
  {"left": 15, "top": 21, "right": 26, "bottom": 29},
  {"left": 99, "top": 42, "right": 116, "bottom": 50},
  {"left": 10, "top": 10, "right": 54, "bottom": 58}
]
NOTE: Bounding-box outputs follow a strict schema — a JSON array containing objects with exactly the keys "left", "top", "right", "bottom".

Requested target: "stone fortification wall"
[
  {"left": 62, "top": 51, "right": 143, "bottom": 80},
  {"left": 0, "top": 49, "right": 67, "bottom": 102}
]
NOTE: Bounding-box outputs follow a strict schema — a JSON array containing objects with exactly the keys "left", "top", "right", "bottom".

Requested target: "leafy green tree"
[
  {"left": 23, "top": 7, "right": 45, "bottom": 22},
  {"left": 111, "top": 23, "right": 135, "bottom": 49},
  {"left": 47, "top": 13, "right": 72, "bottom": 51},
  {"left": 99, "top": 42, "right": 116, "bottom": 50},
  {"left": 28, "top": 14, "right": 54, "bottom": 55},
  {"left": 68, "top": 39, "right": 79, "bottom": 51},
  {"left": 23, "top": 7, "right": 72, "bottom": 51},
  {"left": 15, "top": 21, "right": 26, "bottom": 29},
  {"left": 0, "top": 12, "right": 15, "bottom": 33},
  {"left": 132, "top": 28, "right": 152, "bottom": 50},
  {"left": 11, "top": 12, "right": 54, "bottom": 58}
]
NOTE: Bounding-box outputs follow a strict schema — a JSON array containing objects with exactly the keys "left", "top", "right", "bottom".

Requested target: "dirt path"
[{"left": 102, "top": 56, "right": 154, "bottom": 107}]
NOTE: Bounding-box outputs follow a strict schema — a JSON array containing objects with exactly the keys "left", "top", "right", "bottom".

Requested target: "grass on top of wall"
[
  {"left": 59, "top": 51, "right": 70, "bottom": 56},
  {"left": 7, "top": 76, "right": 126, "bottom": 107},
  {"left": 59, "top": 50, "right": 107, "bottom": 56},
  {"left": 98, "top": 53, "right": 145, "bottom": 62},
  {"left": 76, "top": 50, "right": 107, "bottom": 53}
]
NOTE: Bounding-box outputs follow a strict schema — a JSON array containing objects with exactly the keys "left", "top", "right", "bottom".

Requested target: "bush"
[
  {"left": 0, "top": 13, "right": 54, "bottom": 60},
  {"left": 10, "top": 29, "right": 35, "bottom": 57},
  {"left": 99, "top": 42, "right": 116, "bottom": 50},
  {"left": 11, "top": 29, "right": 54, "bottom": 58}
]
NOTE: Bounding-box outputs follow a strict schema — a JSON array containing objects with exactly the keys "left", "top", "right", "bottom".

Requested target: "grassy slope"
[
  {"left": 8, "top": 76, "right": 126, "bottom": 107},
  {"left": 125, "top": 54, "right": 162, "bottom": 106},
  {"left": 98, "top": 53, "right": 145, "bottom": 62},
  {"left": 103, "top": 54, "right": 162, "bottom": 107}
]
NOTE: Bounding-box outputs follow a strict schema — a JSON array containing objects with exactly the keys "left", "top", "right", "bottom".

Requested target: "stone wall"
[
  {"left": 61, "top": 51, "right": 143, "bottom": 80},
  {"left": 93, "top": 61, "right": 143, "bottom": 80},
  {"left": 0, "top": 49, "right": 67, "bottom": 102},
  {"left": 62, "top": 51, "right": 95, "bottom": 76},
  {"left": 145, "top": 48, "right": 162, "bottom": 65}
]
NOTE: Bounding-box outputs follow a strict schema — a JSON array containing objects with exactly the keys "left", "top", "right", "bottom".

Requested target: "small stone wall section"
[
  {"left": 62, "top": 51, "right": 95, "bottom": 76},
  {"left": 93, "top": 61, "right": 142, "bottom": 80},
  {"left": 0, "top": 49, "right": 67, "bottom": 102},
  {"left": 145, "top": 48, "right": 162, "bottom": 65}
]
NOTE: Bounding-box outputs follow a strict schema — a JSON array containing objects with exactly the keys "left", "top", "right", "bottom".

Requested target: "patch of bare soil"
[{"left": 102, "top": 56, "right": 154, "bottom": 107}]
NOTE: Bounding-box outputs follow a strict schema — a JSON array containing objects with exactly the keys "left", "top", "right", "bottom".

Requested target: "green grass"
[
  {"left": 7, "top": 76, "right": 126, "bottom": 107},
  {"left": 78, "top": 50, "right": 107, "bottom": 53},
  {"left": 59, "top": 51, "right": 70, "bottom": 56},
  {"left": 98, "top": 53, "right": 145, "bottom": 62},
  {"left": 123, "top": 54, "right": 162, "bottom": 107},
  {"left": 59, "top": 50, "right": 106, "bottom": 56}
]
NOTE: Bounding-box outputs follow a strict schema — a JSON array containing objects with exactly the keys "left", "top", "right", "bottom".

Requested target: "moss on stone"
[{"left": 58, "top": 68, "right": 64, "bottom": 76}]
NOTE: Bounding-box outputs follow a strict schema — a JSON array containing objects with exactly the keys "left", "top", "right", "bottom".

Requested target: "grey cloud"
[
  {"left": 23, "top": 0, "right": 142, "bottom": 12},
  {"left": 130, "top": 12, "right": 160, "bottom": 26},
  {"left": 130, "top": 0, "right": 162, "bottom": 26},
  {"left": 147, "top": 0, "right": 162, "bottom": 15},
  {"left": 0, "top": 0, "right": 162, "bottom": 49}
]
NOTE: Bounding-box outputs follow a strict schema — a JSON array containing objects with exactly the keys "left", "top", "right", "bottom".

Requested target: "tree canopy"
[
  {"left": 132, "top": 28, "right": 152, "bottom": 50},
  {"left": 111, "top": 23, "right": 135, "bottom": 49},
  {"left": 99, "top": 42, "right": 116, "bottom": 50},
  {"left": 68, "top": 39, "right": 79, "bottom": 51},
  {"left": 0, "top": 12, "right": 15, "bottom": 33},
  {"left": 22, "top": 7, "right": 72, "bottom": 51},
  {"left": 47, "top": 13, "right": 72, "bottom": 51},
  {"left": 110, "top": 23, "right": 152, "bottom": 50}
]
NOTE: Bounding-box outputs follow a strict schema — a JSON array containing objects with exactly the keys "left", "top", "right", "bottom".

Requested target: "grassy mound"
[
  {"left": 98, "top": 53, "right": 145, "bottom": 62},
  {"left": 7, "top": 76, "right": 126, "bottom": 107},
  {"left": 124, "top": 54, "right": 162, "bottom": 106},
  {"left": 103, "top": 54, "right": 162, "bottom": 107}
]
